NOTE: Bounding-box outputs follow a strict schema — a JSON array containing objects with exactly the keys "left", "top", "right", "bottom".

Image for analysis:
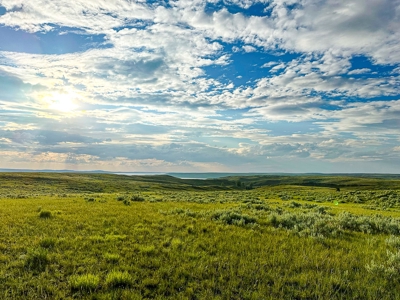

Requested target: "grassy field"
[{"left": 1, "top": 173, "right": 400, "bottom": 299}]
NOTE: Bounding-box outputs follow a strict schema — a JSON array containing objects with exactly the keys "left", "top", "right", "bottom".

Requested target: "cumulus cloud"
[
  {"left": 0, "top": 0, "right": 153, "bottom": 32},
  {"left": 1, "top": 0, "right": 400, "bottom": 172},
  {"left": 242, "top": 45, "right": 256, "bottom": 52},
  {"left": 269, "top": 0, "right": 400, "bottom": 64}
]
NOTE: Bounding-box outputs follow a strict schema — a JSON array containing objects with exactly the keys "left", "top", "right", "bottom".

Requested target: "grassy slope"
[{"left": 1, "top": 173, "right": 400, "bottom": 299}]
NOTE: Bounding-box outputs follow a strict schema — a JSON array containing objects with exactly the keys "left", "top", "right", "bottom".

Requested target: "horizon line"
[{"left": 0, "top": 168, "right": 399, "bottom": 175}]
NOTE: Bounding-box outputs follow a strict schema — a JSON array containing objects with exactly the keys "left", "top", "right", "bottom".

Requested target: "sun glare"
[{"left": 43, "top": 92, "right": 78, "bottom": 112}]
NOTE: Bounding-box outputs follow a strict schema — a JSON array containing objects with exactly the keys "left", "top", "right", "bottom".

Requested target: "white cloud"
[
  {"left": 2, "top": 0, "right": 400, "bottom": 67},
  {"left": 392, "top": 66, "right": 400, "bottom": 74},
  {"left": 348, "top": 68, "right": 371, "bottom": 75},
  {"left": 242, "top": 45, "right": 256, "bottom": 52},
  {"left": 269, "top": 63, "right": 286, "bottom": 73},
  {"left": 0, "top": 0, "right": 154, "bottom": 32},
  {"left": 1, "top": 0, "right": 400, "bottom": 172},
  {"left": 274, "top": 0, "right": 400, "bottom": 64},
  {"left": 261, "top": 61, "right": 278, "bottom": 68}
]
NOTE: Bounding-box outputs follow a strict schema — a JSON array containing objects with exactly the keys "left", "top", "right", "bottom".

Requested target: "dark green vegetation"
[{"left": 1, "top": 173, "right": 400, "bottom": 299}]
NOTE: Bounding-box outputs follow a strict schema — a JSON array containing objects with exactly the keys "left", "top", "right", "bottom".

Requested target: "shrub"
[
  {"left": 288, "top": 201, "right": 302, "bottom": 208},
  {"left": 105, "top": 271, "right": 132, "bottom": 288},
  {"left": 337, "top": 212, "right": 400, "bottom": 235},
  {"left": 267, "top": 211, "right": 342, "bottom": 238},
  {"left": 131, "top": 195, "right": 145, "bottom": 202},
  {"left": 38, "top": 210, "right": 52, "bottom": 219},
  {"left": 70, "top": 274, "right": 100, "bottom": 293},
  {"left": 314, "top": 206, "right": 329, "bottom": 214},
  {"left": 253, "top": 204, "right": 271, "bottom": 211},
  {"left": 211, "top": 210, "right": 256, "bottom": 226}
]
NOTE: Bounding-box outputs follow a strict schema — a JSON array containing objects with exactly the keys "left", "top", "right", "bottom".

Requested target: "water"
[
  {"left": 114, "top": 172, "right": 269, "bottom": 179},
  {"left": 114, "top": 172, "right": 165, "bottom": 176}
]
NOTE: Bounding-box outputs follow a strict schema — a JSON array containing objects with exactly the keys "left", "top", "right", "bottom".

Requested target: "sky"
[{"left": 0, "top": 0, "right": 400, "bottom": 173}]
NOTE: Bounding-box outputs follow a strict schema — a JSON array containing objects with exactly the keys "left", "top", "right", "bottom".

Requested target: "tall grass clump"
[
  {"left": 138, "top": 244, "right": 156, "bottom": 255},
  {"left": 367, "top": 235, "right": 400, "bottom": 283},
  {"left": 105, "top": 270, "right": 132, "bottom": 288},
  {"left": 70, "top": 274, "right": 100, "bottom": 293},
  {"left": 386, "top": 236, "right": 400, "bottom": 249},
  {"left": 25, "top": 248, "right": 49, "bottom": 272},
  {"left": 38, "top": 210, "right": 52, "bottom": 219},
  {"left": 39, "top": 237, "right": 56, "bottom": 249},
  {"left": 366, "top": 249, "right": 400, "bottom": 282},
  {"left": 104, "top": 253, "right": 120, "bottom": 263}
]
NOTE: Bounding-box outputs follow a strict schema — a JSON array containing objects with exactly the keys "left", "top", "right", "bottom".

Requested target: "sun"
[{"left": 43, "top": 92, "right": 78, "bottom": 112}]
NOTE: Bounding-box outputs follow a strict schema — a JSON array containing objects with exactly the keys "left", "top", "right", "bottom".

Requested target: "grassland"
[{"left": 1, "top": 173, "right": 400, "bottom": 299}]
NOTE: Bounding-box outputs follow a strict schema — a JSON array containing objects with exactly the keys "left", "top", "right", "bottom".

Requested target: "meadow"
[{"left": 1, "top": 173, "right": 400, "bottom": 299}]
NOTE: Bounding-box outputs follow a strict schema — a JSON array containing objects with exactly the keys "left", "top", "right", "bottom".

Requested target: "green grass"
[
  {"left": 24, "top": 248, "right": 49, "bottom": 273},
  {"left": 1, "top": 173, "right": 400, "bottom": 299},
  {"left": 104, "top": 253, "right": 120, "bottom": 264},
  {"left": 105, "top": 271, "right": 133, "bottom": 288},
  {"left": 69, "top": 274, "right": 100, "bottom": 293}
]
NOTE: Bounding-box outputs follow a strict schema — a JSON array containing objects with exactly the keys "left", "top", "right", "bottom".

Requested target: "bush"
[
  {"left": 70, "top": 274, "right": 100, "bottom": 293},
  {"left": 131, "top": 195, "right": 145, "bottom": 202},
  {"left": 38, "top": 210, "right": 52, "bottom": 219},
  {"left": 105, "top": 271, "right": 132, "bottom": 288},
  {"left": 288, "top": 201, "right": 302, "bottom": 208},
  {"left": 337, "top": 212, "right": 400, "bottom": 235},
  {"left": 268, "top": 211, "right": 342, "bottom": 238},
  {"left": 116, "top": 196, "right": 125, "bottom": 201},
  {"left": 211, "top": 210, "right": 256, "bottom": 226}
]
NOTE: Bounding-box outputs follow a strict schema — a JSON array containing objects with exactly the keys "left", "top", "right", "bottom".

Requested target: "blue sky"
[{"left": 0, "top": 0, "right": 400, "bottom": 173}]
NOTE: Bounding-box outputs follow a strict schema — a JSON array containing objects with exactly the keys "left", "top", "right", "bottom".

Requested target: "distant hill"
[
  {"left": 1, "top": 172, "right": 400, "bottom": 194},
  {"left": 0, "top": 168, "right": 110, "bottom": 173}
]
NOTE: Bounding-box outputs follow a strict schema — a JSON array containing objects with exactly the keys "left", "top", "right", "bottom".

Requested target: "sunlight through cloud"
[{"left": 42, "top": 92, "right": 79, "bottom": 112}]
